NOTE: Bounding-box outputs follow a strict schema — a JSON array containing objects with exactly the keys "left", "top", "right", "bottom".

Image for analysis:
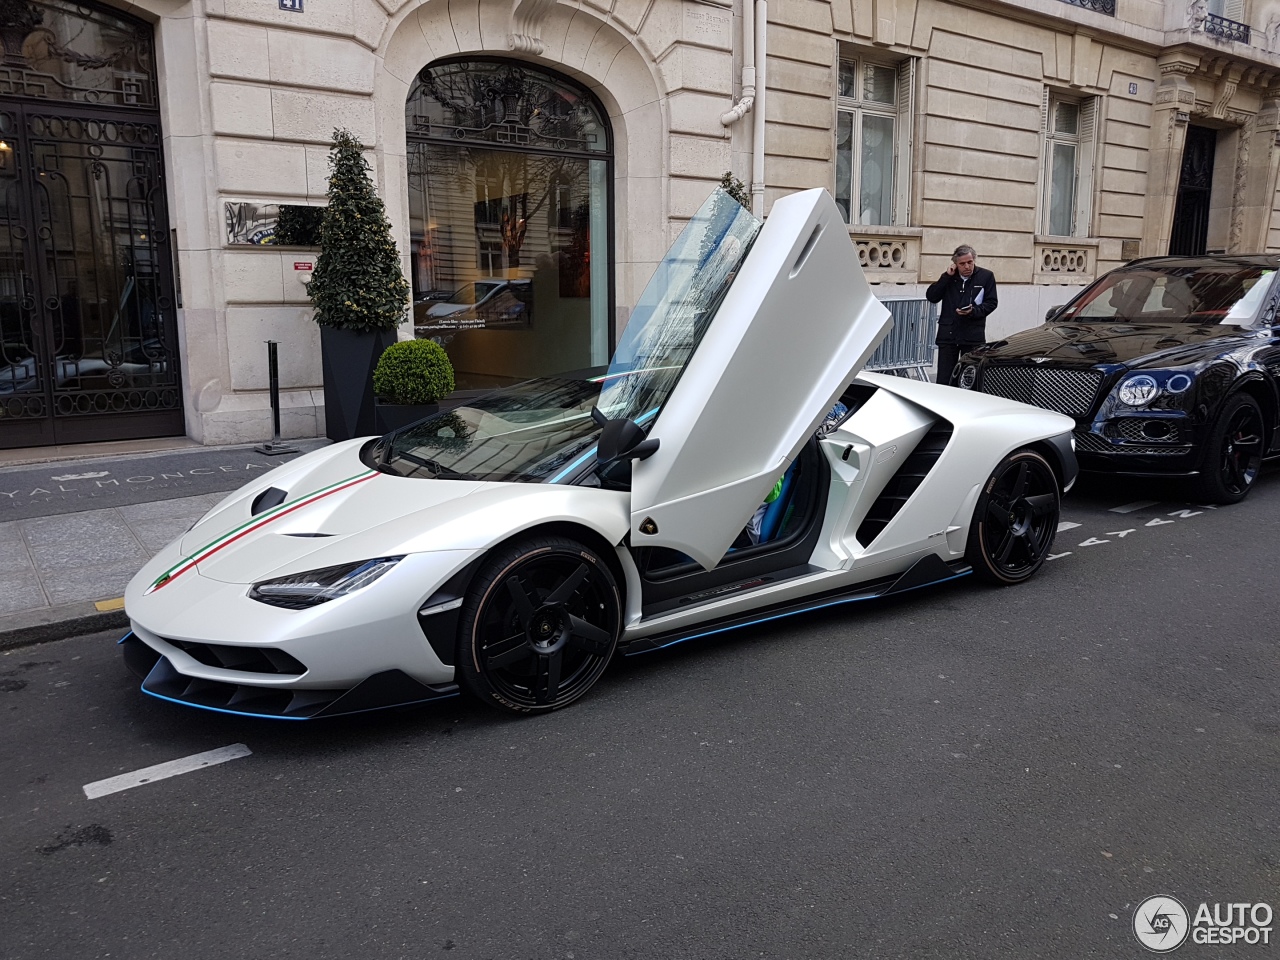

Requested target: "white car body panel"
[
  {"left": 630, "top": 189, "right": 891, "bottom": 570},
  {"left": 121, "top": 186, "right": 1077, "bottom": 719}
]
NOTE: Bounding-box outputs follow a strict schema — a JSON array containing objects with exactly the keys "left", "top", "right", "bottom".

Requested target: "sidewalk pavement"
[{"left": 0, "top": 438, "right": 330, "bottom": 650}]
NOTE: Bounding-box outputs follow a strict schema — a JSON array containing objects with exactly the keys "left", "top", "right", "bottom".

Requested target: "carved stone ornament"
[{"left": 508, "top": 0, "right": 558, "bottom": 54}]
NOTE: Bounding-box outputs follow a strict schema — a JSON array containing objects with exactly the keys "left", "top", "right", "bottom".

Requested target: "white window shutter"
[
  {"left": 894, "top": 58, "right": 915, "bottom": 226},
  {"left": 1073, "top": 97, "right": 1098, "bottom": 238},
  {"left": 1223, "top": 0, "right": 1245, "bottom": 21},
  {"left": 1040, "top": 88, "right": 1052, "bottom": 234}
]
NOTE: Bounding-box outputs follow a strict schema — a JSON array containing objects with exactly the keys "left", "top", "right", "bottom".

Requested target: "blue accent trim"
[
  {"left": 140, "top": 684, "right": 460, "bottom": 720},
  {"left": 626, "top": 571, "right": 971, "bottom": 656},
  {"left": 117, "top": 631, "right": 134, "bottom": 645}
]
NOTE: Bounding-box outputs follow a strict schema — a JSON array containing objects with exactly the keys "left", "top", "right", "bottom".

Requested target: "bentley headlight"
[
  {"left": 957, "top": 365, "right": 977, "bottom": 389},
  {"left": 1117, "top": 374, "right": 1159, "bottom": 407},
  {"left": 250, "top": 557, "right": 404, "bottom": 609}
]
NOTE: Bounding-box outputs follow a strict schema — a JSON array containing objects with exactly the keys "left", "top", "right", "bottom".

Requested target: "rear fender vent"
[{"left": 855, "top": 420, "right": 954, "bottom": 546}]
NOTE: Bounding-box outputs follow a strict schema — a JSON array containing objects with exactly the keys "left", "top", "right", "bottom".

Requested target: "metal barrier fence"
[{"left": 865, "top": 298, "right": 937, "bottom": 381}]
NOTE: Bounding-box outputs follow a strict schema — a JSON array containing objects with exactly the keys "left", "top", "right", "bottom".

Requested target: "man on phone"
[{"left": 925, "top": 244, "right": 998, "bottom": 385}]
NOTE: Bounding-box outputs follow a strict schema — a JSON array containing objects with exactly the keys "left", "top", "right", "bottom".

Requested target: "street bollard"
[{"left": 254, "top": 340, "right": 299, "bottom": 456}]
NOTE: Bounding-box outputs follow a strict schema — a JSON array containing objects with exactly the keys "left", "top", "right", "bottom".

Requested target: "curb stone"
[{"left": 0, "top": 602, "right": 130, "bottom": 651}]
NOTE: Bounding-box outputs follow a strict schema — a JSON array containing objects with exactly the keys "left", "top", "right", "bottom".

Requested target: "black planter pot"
[
  {"left": 320, "top": 326, "right": 398, "bottom": 442},
  {"left": 373, "top": 400, "right": 440, "bottom": 434}
]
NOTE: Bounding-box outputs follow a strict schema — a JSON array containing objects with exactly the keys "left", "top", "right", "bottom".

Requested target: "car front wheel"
[
  {"left": 966, "top": 449, "right": 1060, "bottom": 585},
  {"left": 456, "top": 536, "right": 621, "bottom": 715},
  {"left": 1191, "top": 392, "right": 1265, "bottom": 505}
]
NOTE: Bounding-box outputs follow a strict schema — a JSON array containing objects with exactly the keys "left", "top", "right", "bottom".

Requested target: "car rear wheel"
[
  {"left": 456, "top": 536, "right": 621, "bottom": 715},
  {"left": 965, "top": 449, "right": 1060, "bottom": 585},
  {"left": 1191, "top": 393, "right": 1265, "bottom": 505}
]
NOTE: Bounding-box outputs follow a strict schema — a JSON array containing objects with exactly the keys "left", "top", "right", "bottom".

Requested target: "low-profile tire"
[
  {"left": 1190, "top": 392, "right": 1265, "bottom": 505},
  {"left": 965, "top": 448, "right": 1060, "bottom": 585},
  {"left": 456, "top": 536, "right": 621, "bottom": 715}
]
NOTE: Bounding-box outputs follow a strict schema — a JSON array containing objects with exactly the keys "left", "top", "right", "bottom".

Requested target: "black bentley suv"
[{"left": 954, "top": 256, "right": 1280, "bottom": 503}]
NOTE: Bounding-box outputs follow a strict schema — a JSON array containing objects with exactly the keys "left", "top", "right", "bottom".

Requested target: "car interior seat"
[{"left": 757, "top": 459, "right": 800, "bottom": 544}]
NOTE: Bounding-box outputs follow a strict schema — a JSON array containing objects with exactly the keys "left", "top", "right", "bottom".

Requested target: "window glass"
[
  {"left": 859, "top": 114, "right": 894, "bottom": 226},
  {"left": 406, "top": 60, "right": 612, "bottom": 391},
  {"left": 1049, "top": 141, "right": 1076, "bottom": 237},
  {"left": 862, "top": 64, "right": 897, "bottom": 105},
  {"left": 838, "top": 60, "right": 858, "bottom": 98},
  {"left": 834, "top": 111, "right": 854, "bottom": 223}
]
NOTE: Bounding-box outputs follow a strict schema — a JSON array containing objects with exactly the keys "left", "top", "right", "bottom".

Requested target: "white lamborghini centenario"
[{"left": 122, "top": 188, "right": 1077, "bottom": 717}]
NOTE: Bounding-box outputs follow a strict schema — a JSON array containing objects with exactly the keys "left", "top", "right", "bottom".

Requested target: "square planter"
[
  {"left": 374, "top": 400, "right": 440, "bottom": 434},
  {"left": 320, "top": 326, "right": 398, "bottom": 442}
]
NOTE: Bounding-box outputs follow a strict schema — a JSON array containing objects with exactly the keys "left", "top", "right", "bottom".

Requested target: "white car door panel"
[{"left": 630, "top": 189, "right": 892, "bottom": 569}]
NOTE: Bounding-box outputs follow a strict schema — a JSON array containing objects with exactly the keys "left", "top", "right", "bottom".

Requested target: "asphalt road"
[{"left": 2, "top": 471, "right": 1278, "bottom": 959}]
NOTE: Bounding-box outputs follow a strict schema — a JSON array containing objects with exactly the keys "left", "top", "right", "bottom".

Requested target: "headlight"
[
  {"left": 957, "top": 365, "right": 977, "bottom": 389},
  {"left": 1117, "top": 374, "right": 1159, "bottom": 407},
  {"left": 250, "top": 557, "right": 404, "bottom": 609}
]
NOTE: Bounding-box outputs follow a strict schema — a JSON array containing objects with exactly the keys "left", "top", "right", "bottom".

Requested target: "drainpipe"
[
  {"left": 751, "top": 0, "right": 767, "bottom": 217},
  {"left": 720, "top": 0, "right": 755, "bottom": 127}
]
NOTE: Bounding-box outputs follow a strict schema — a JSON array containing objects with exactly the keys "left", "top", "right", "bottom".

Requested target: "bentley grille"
[{"left": 978, "top": 366, "right": 1104, "bottom": 417}]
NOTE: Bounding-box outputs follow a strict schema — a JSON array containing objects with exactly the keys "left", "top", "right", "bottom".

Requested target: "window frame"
[
  {"left": 834, "top": 52, "right": 914, "bottom": 228},
  {"left": 1040, "top": 91, "right": 1099, "bottom": 239}
]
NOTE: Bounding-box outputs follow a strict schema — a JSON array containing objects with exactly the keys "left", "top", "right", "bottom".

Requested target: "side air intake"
[{"left": 855, "top": 420, "right": 954, "bottom": 546}]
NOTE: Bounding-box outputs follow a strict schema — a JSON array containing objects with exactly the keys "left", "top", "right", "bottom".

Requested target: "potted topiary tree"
[
  {"left": 371, "top": 338, "right": 456, "bottom": 433},
  {"left": 307, "top": 128, "right": 411, "bottom": 442}
]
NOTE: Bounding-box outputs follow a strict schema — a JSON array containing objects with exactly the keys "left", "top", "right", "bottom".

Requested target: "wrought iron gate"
[
  {"left": 1169, "top": 125, "right": 1217, "bottom": 257},
  {"left": 0, "top": 0, "right": 181, "bottom": 449}
]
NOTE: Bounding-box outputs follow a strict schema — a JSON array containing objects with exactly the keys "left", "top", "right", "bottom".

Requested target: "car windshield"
[
  {"left": 1058, "top": 264, "right": 1277, "bottom": 326},
  {"left": 370, "top": 188, "right": 761, "bottom": 483},
  {"left": 368, "top": 378, "right": 605, "bottom": 483},
  {"left": 449, "top": 282, "right": 503, "bottom": 305},
  {"left": 596, "top": 189, "right": 761, "bottom": 424}
]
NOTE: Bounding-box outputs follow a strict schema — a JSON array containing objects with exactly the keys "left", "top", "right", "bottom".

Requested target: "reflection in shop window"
[{"left": 406, "top": 58, "right": 612, "bottom": 392}]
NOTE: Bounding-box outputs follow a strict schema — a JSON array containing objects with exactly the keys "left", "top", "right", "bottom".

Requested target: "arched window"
[{"left": 406, "top": 58, "right": 612, "bottom": 391}]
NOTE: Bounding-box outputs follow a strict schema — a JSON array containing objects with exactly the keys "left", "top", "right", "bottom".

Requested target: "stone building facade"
[{"left": 5, "top": 0, "right": 1280, "bottom": 448}]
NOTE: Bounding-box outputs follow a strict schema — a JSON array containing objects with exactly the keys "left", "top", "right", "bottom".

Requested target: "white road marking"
[
  {"left": 1168, "top": 508, "right": 1203, "bottom": 518},
  {"left": 1110, "top": 500, "right": 1159, "bottom": 514},
  {"left": 1078, "top": 537, "right": 1111, "bottom": 547},
  {"left": 1106, "top": 529, "right": 1136, "bottom": 538},
  {"left": 1056, "top": 521, "right": 1082, "bottom": 532},
  {"left": 1047, "top": 552, "right": 1072, "bottom": 561},
  {"left": 1146, "top": 518, "right": 1175, "bottom": 527},
  {"left": 83, "top": 744, "right": 251, "bottom": 800}
]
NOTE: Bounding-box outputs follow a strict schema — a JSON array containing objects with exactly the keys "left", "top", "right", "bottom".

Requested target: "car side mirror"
[
  {"left": 1046, "top": 305, "right": 1065, "bottom": 321},
  {"left": 591, "top": 407, "right": 661, "bottom": 464}
]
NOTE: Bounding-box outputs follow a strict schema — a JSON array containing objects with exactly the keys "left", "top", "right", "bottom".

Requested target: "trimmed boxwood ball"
[{"left": 372, "top": 339, "right": 455, "bottom": 404}]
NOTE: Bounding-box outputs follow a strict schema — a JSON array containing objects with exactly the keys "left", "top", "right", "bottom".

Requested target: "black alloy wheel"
[
  {"left": 966, "top": 449, "right": 1060, "bottom": 585},
  {"left": 456, "top": 536, "right": 621, "bottom": 714},
  {"left": 1192, "top": 393, "right": 1265, "bottom": 505}
]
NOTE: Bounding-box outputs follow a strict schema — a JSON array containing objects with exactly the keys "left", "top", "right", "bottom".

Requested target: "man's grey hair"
[{"left": 952, "top": 244, "right": 976, "bottom": 261}]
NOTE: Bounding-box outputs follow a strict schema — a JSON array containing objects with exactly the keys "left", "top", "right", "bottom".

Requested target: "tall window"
[
  {"left": 835, "top": 55, "right": 913, "bottom": 226},
  {"left": 1042, "top": 93, "right": 1097, "bottom": 237},
  {"left": 405, "top": 59, "right": 612, "bottom": 391}
]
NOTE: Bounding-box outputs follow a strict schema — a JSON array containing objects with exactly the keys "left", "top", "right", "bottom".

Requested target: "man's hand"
[
  {"left": 955, "top": 304, "right": 972, "bottom": 315},
  {"left": 946, "top": 262, "right": 957, "bottom": 276}
]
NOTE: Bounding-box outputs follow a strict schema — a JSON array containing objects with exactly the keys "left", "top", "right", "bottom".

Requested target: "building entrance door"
[
  {"left": 0, "top": 0, "right": 182, "bottom": 449},
  {"left": 1169, "top": 125, "right": 1217, "bottom": 257}
]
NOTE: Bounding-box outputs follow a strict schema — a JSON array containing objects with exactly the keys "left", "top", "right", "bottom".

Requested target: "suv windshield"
[
  {"left": 368, "top": 189, "right": 762, "bottom": 483},
  {"left": 1059, "top": 263, "right": 1277, "bottom": 326}
]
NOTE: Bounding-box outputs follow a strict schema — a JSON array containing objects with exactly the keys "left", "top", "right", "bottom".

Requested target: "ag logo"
[{"left": 1134, "top": 895, "right": 1190, "bottom": 952}]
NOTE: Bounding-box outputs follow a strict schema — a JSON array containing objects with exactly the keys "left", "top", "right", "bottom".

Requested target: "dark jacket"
[{"left": 926, "top": 265, "right": 998, "bottom": 346}]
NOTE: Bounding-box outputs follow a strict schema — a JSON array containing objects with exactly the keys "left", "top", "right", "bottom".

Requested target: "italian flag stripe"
[{"left": 146, "top": 469, "right": 377, "bottom": 593}]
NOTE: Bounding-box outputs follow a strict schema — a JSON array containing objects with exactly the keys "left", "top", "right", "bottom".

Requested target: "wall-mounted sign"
[
  {"left": 224, "top": 201, "right": 324, "bottom": 246},
  {"left": 279, "top": 0, "right": 303, "bottom": 11},
  {"left": 293, "top": 262, "right": 314, "bottom": 271},
  {"left": 1129, "top": 82, "right": 1139, "bottom": 96}
]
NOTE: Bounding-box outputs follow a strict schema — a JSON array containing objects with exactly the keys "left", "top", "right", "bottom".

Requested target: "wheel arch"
[
  {"left": 1229, "top": 374, "right": 1277, "bottom": 449},
  {"left": 1026, "top": 437, "right": 1071, "bottom": 493}
]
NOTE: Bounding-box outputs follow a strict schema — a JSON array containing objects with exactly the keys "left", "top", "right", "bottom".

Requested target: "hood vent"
[{"left": 251, "top": 487, "right": 288, "bottom": 515}]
